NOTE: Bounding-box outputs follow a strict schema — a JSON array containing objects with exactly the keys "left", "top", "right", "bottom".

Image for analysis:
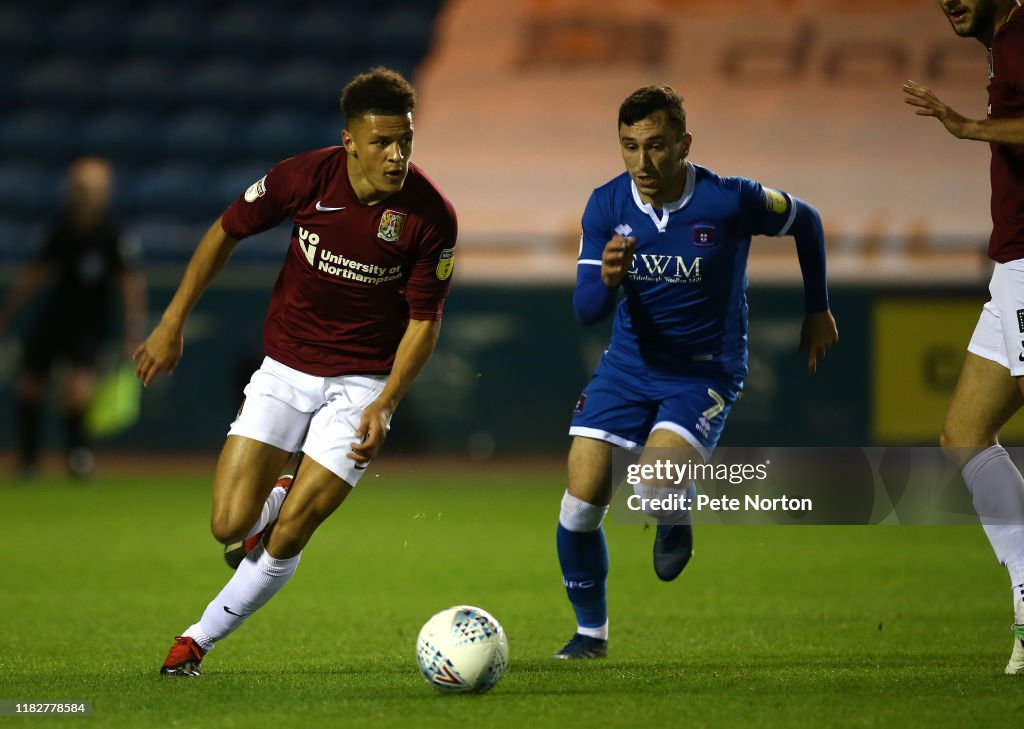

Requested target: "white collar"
[{"left": 630, "top": 162, "right": 696, "bottom": 233}]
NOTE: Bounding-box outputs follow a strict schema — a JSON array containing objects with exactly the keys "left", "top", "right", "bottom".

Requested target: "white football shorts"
[
  {"left": 968, "top": 260, "right": 1024, "bottom": 377},
  {"left": 228, "top": 356, "right": 389, "bottom": 486}
]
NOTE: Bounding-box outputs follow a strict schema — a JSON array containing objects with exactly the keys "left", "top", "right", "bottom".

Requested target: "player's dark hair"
[
  {"left": 618, "top": 85, "right": 686, "bottom": 137},
  {"left": 340, "top": 67, "right": 416, "bottom": 122}
]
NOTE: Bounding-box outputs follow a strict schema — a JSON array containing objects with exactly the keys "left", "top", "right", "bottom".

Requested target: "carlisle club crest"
[
  {"left": 692, "top": 223, "right": 717, "bottom": 247},
  {"left": 378, "top": 209, "right": 407, "bottom": 242}
]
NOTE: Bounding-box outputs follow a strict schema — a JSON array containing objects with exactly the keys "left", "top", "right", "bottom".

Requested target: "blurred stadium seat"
[
  {"left": 367, "top": 7, "right": 439, "bottom": 62},
  {"left": 80, "top": 111, "right": 157, "bottom": 163},
  {"left": 159, "top": 111, "right": 238, "bottom": 163},
  {"left": 287, "top": 8, "right": 374, "bottom": 58},
  {"left": 242, "top": 111, "right": 323, "bottom": 163},
  {"left": 18, "top": 58, "right": 97, "bottom": 110},
  {"left": 0, "top": 164, "right": 63, "bottom": 222},
  {"left": 205, "top": 4, "right": 289, "bottom": 60},
  {"left": 47, "top": 6, "right": 123, "bottom": 59},
  {"left": 133, "top": 163, "right": 219, "bottom": 221},
  {"left": 182, "top": 58, "right": 260, "bottom": 111},
  {"left": 264, "top": 59, "right": 348, "bottom": 110},
  {"left": 0, "top": 7, "right": 42, "bottom": 63},
  {"left": 0, "top": 112, "right": 76, "bottom": 163},
  {"left": 127, "top": 6, "right": 203, "bottom": 60},
  {"left": 102, "top": 58, "right": 179, "bottom": 111}
]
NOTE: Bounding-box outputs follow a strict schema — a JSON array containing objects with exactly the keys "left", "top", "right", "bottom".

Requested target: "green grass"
[{"left": 0, "top": 462, "right": 1021, "bottom": 728}]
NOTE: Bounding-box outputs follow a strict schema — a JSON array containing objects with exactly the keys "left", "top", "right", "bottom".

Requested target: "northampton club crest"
[{"left": 377, "top": 209, "right": 407, "bottom": 242}]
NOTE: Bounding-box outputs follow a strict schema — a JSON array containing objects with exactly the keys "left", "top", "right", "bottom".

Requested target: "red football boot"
[{"left": 160, "top": 636, "right": 206, "bottom": 676}]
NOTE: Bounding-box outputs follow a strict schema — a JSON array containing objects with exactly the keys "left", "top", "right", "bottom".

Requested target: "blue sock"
[{"left": 556, "top": 524, "right": 608, "bottom": 630}]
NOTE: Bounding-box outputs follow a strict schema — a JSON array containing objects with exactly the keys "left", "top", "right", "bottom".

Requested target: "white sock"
[
  {"left": 962, "top": 447, "right": 1024, "bottom": 607},
  {"left": 577, "top": 620, "right": 608, "bottom": 641},
  {"left": 962, "top": 446, "right": 1024, "bottom": 624},
  {"left": 559, "top": 491, "right": 608, "bottom": 532},
  {"left": 245, "top": 484, "right": 290, "bottom": 539},
  {"left": 632, "top": 481, "right": 696, "bottom": 525},
  {"left": 188, "top": 545, "right": 301, "bottom": 651}
]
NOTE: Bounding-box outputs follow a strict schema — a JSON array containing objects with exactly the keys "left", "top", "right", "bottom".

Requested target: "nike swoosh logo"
[
  {"left": 316, "top": 201, "right": 345, "bottom": 212},
  {"left": 223, "top": 606, "right": 247, "bottom": 617}
]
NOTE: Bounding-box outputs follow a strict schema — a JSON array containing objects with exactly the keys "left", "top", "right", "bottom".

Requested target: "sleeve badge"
[
  {"left": 436, "top": 248, "right": 455, "bottom": 280},
  {"left": 763, "top": 187, "right": 788, "bottom": 215},
  {"left": 244, "top": 175, "right": 267, "bottom": 203}
]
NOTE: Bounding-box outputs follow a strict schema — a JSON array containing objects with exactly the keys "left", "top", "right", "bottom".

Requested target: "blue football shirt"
[{"left": 578, "top": 163, "right": 797, "bottom": 377}]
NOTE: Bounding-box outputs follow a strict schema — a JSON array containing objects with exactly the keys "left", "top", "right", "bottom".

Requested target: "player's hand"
[
  {"left": 348, "top": 400, "right": 392, "bottom": 465},
  {"left": 902, "top": 80, "right": 972, "bottom": 139},
  {"left": 601, "top": 235, "right": 636, "bottom": 288},
  {"left": 132, "top": 319, "right": 184, "bottom": 386},
  {"left": 799, "top": 310, "right": 838, "bottom": 374}
]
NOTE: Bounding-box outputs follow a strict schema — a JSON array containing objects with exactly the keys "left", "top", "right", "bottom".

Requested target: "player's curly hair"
[
  {"left": 340, "top": 67, "right": 417, "bottom": 121},
  {"left": 618, "top": 85, "right": 686, "bottom": 138}
]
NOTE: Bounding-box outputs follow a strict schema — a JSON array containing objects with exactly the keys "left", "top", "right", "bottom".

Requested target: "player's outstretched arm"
[
  {"left": 903, "top": 80, "right": 1024, "bottom": 145},
  {"left": 133, "top": 216, "right": 238, "bottom": 386},
  {"left": 787, "top": 197, "right": 837, "bottom": 372},
  {"left": 348, "top": 318, "right": 441, "bottom": 465}
]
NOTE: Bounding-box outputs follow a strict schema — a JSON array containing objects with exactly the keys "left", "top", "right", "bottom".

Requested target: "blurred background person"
[{"left": 0, "top": 156, "right": 147, "bottom": 480}]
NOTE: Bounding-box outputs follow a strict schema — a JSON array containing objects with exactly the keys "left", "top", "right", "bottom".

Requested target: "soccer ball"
[{"left": 415, "top": 605, "right": 508, "bottom": 693}]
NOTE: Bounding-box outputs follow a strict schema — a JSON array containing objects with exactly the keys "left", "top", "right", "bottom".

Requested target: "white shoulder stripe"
[
  {"left": 776, "top": 193, "right": 798, "bottom": 237},
  {"left": 578, "top": 259, "right": 602, "bottom": 266}
]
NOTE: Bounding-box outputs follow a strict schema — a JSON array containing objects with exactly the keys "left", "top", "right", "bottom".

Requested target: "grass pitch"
[{"left": 0, "top": 460, "right": 1020, "bottom": 728}]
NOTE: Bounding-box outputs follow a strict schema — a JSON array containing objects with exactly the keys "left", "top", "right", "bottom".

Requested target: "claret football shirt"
[
  {"left": 221, "top": 147, "right": 457, "bottom": 376},
  {"left": 987, "top": 7, "right": 1024, "bottom": 262}
]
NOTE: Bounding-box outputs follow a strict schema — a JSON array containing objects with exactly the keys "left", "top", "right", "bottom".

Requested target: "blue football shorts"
[{"left": 568, "top": 360, "right": 743, "bottom": 460}]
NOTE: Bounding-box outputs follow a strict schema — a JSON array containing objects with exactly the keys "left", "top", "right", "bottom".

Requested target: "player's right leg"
[
  {"left": 209, "top": 436, "right": 294, "bottom": 545},
  {"left": 223, "top": 452, "right": 303, "bottom": 569},
  {"left": 554, "top": 369, "right": 651, "bottom": 659},
  {"left": 554, "top": 436, "right": 614, "bottom": 659}
]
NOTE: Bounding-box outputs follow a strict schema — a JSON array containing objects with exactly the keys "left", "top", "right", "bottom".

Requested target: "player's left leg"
[
  {"left": 942, "top": 355, "right": 1024, "bottom": 674},
  {"left": 943, "top": 262, "right": 1024, "bottom": 672},
  {"left": 63, "top": 366, "right": 98, "bottom": 479},
  {"left": 636, "top": 428, "right": 700, "bottom": 582},
  {"left": 638, "top": 374, "right": 741, "bottom": 581}
]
